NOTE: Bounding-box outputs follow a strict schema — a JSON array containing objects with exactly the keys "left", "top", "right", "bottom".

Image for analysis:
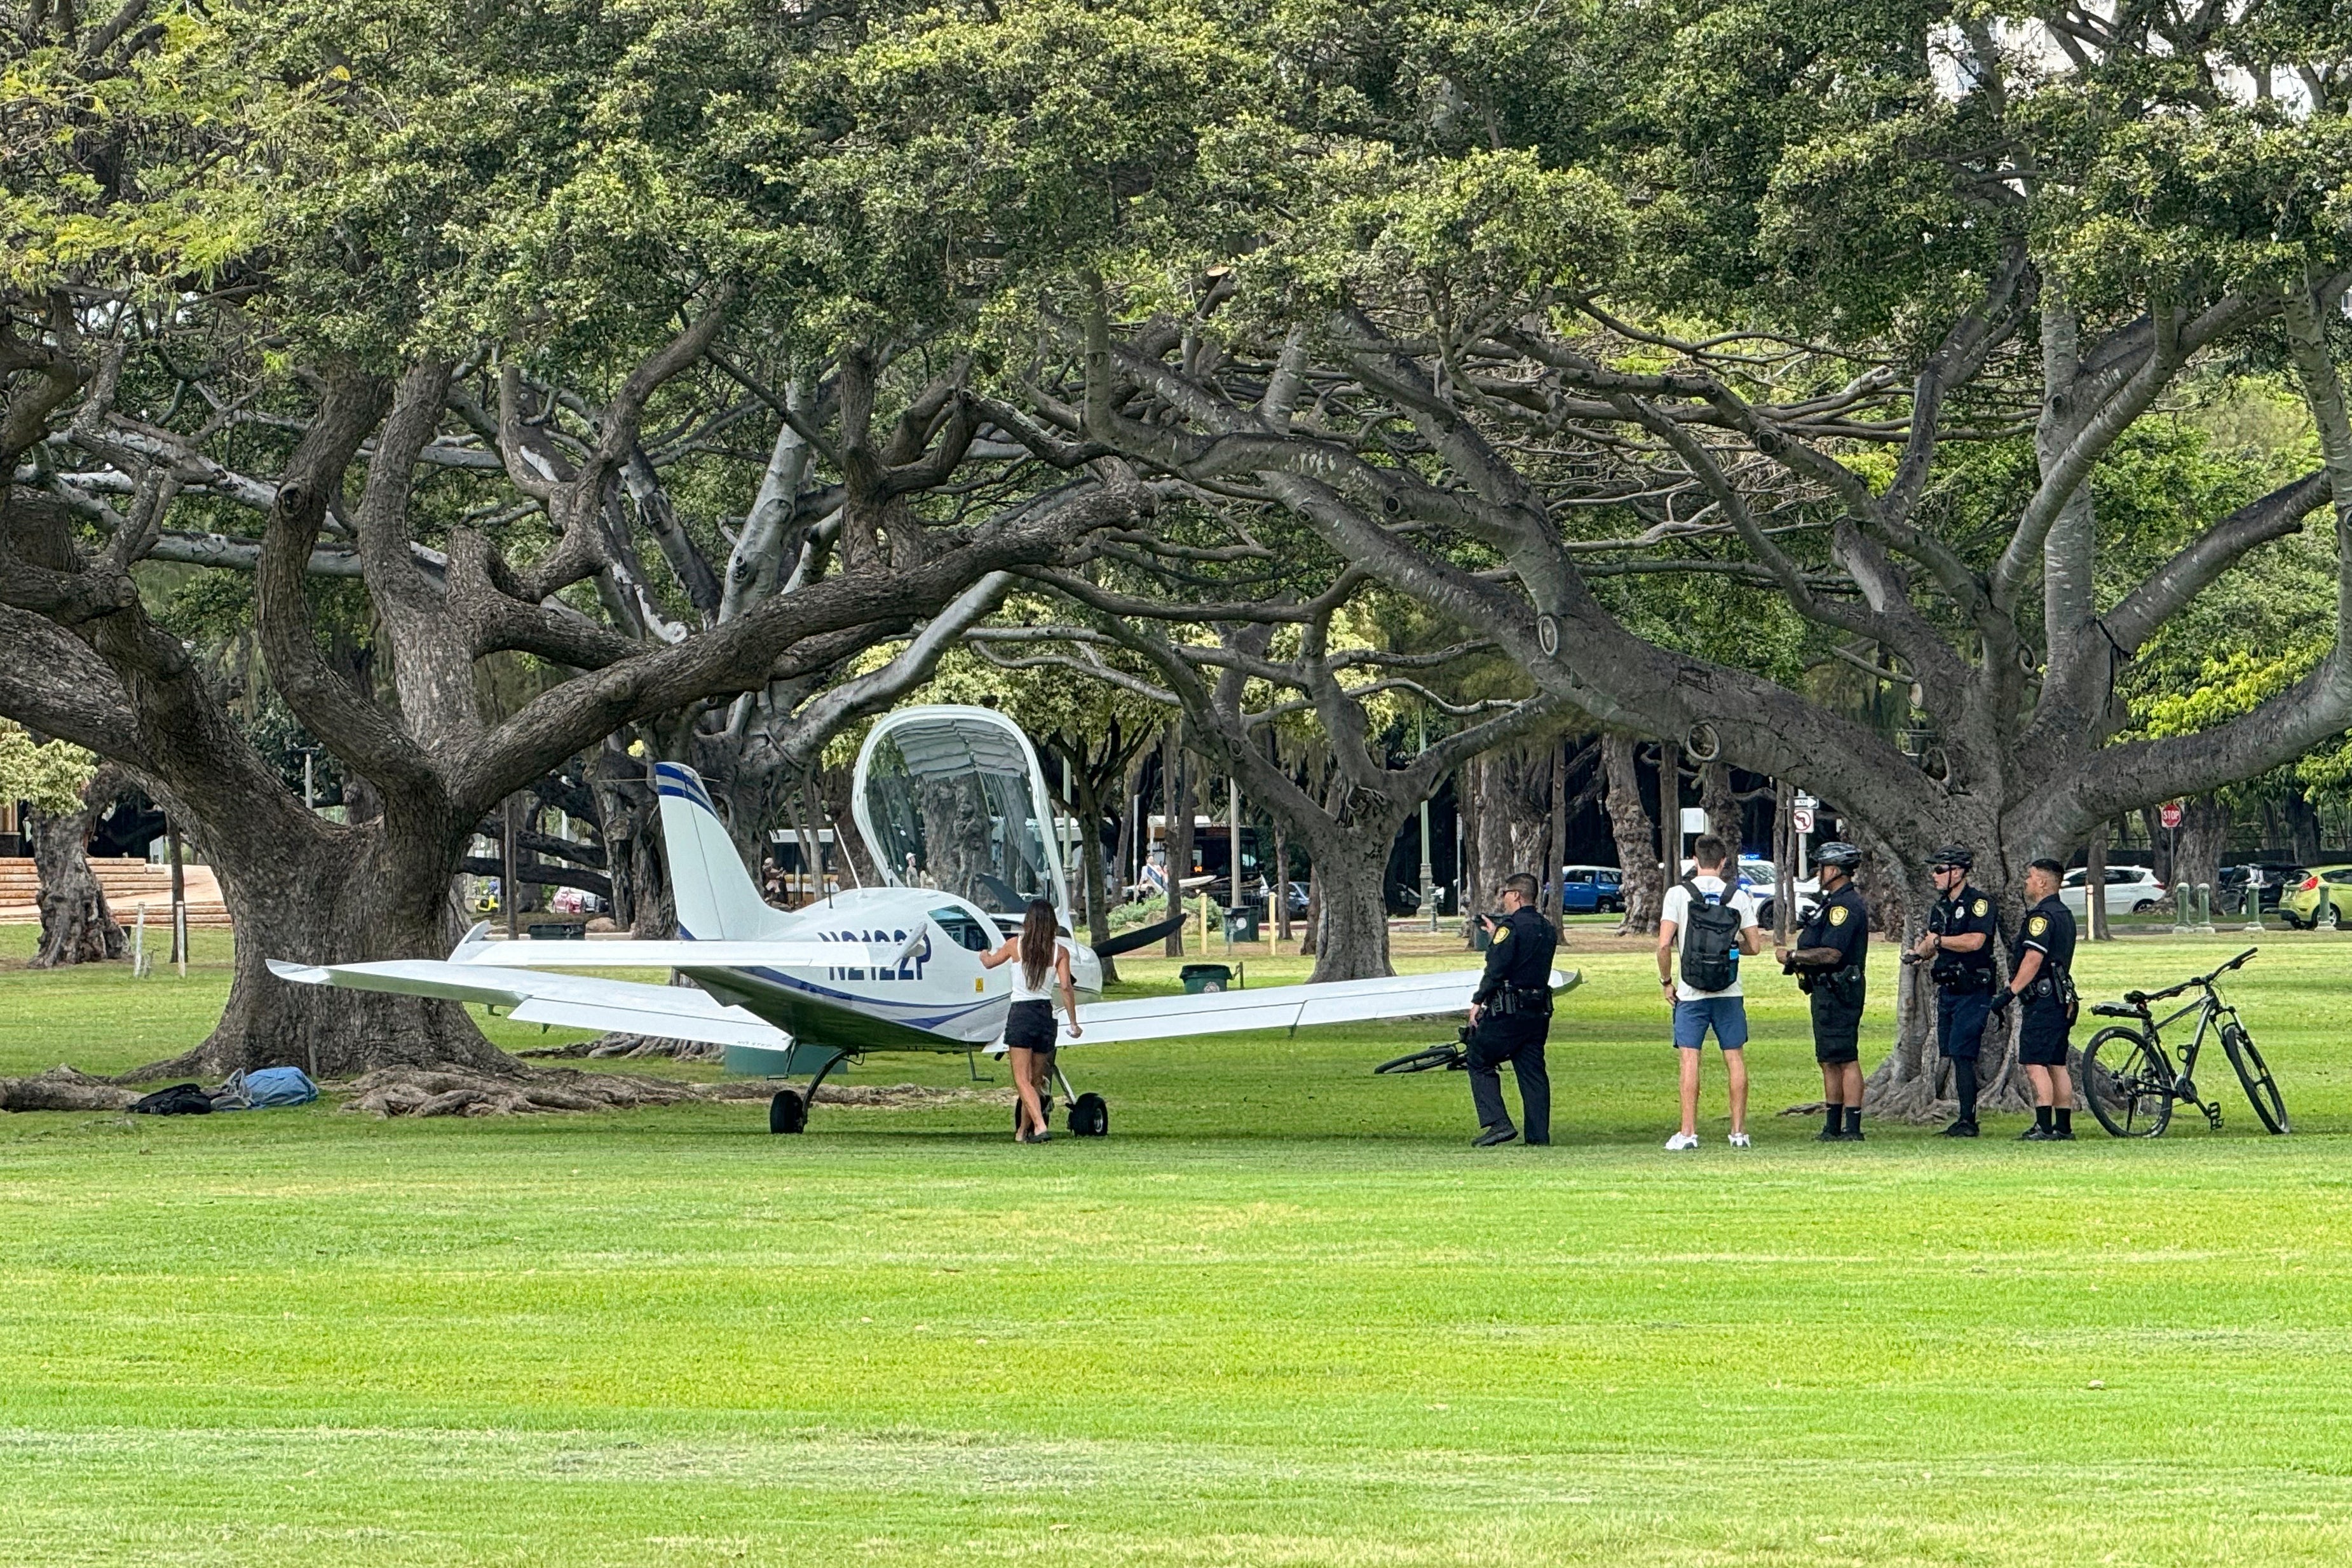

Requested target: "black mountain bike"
[{"left": 2081, "top": 947, "right": 2289, "bottom": 1138}]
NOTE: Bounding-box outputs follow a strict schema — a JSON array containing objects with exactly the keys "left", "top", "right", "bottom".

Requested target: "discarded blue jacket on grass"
[{"left": 211, "top": 1067, "right": 318, "bottom": 1111}]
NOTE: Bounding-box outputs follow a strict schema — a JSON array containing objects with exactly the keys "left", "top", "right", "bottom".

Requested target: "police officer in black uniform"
[
  {"left": 1776, "top": 842, "right": 1870, "bottom": 1141},
  {"left": 1994, "top": 856, "right": 2078, "bottom": 1141},
  {"left": 1465, "top": 871, "right": 1558, "bottom": 1147},
  {"left": 1908, "top": 846, "right": 1997, "bottom": 1137}
]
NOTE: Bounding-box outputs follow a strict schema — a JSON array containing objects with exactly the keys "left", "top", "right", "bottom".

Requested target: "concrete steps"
[{"left": 0, "top": 858, "right": 231, "bottom": 928}]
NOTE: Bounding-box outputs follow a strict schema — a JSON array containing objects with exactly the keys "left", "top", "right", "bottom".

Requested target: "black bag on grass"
[{"left": 130, "top": 1083, "right": 214, "bottom": 1116}]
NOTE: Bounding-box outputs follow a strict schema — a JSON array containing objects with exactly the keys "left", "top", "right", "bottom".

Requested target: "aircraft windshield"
[{"left": 859, "top": 715, "right": 1061, "bottom": 918}]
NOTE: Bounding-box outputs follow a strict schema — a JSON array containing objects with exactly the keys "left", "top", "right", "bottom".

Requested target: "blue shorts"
[{"left": 1673, "top": 996, "right": 1749, "bottom": 1050}]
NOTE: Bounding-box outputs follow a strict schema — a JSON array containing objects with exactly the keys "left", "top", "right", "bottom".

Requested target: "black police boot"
[
  {"left": 1473, "top": 1125, "right": 1519, "bottom": 1148},
  {"left": 1938, "top": 1119, "right": 1980, "bottom": 1138}
]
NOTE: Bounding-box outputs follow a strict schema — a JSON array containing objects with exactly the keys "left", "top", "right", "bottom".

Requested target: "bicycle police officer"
[
  {"left": 1465, "top": 871, "right": 1559, "bottom": 1147},
  {"left": 1776, "top": 842, "right": 1870, "bottom": 1141},
  {"left": 1908, "top": 845, "right": 1997, "bottom": 1137},
  {"left": 1994, "top": 856, "right": 2078, "bottom": 1141}
]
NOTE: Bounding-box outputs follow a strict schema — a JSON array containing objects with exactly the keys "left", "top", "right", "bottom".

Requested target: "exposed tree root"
[
  {"left": 517, "top": 1032, "right": 723, "bottom": 1062},
  {"left": 0, "top": 1065, "right": 141, "bottom": 1112}
]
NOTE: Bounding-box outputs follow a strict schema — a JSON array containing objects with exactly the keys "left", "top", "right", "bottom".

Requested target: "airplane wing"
[
  {"left": 1016, "top": 968, "right": 1582, "bottom": 1050},
  {"left": 266, "top": 958, "right": 789, "bottom": 1049},
  {"left": 449, "top": 929, "right": 916, "bottom": 973}
]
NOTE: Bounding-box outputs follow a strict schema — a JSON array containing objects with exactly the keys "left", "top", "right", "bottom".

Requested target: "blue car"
[{"left": 1556, "top": 865, "right": 1624, "bottom": 915}]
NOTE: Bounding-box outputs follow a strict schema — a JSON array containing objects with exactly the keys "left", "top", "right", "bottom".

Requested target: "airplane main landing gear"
[{"left": 1011, "top": 1058, "right": 1110, "bottom": 1138}]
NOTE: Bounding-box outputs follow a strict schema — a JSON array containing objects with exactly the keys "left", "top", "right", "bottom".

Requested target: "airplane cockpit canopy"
[{"left": 852, "top": 706, "right": 1070, "bottom": 921}]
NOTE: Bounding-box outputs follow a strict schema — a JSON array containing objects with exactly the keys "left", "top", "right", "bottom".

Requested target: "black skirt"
[{"left": 1004, "top": 999, "right": 1056, "bottom": 1050}]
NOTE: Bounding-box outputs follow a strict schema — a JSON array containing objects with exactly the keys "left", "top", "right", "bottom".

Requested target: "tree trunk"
[
  {"left": 1701, "top": 760, "right": 1741, "bottom": 854},
  {"left": 128, "top": 817, "right": 510, "bottom": 1082},
  {"left": 2175, "top": 793, "right": 2229, "bottom": 913},
  {"left": 593, "top": 769, "right": 674, "bottom": 938},
  {"left": 1300, "top": 865, "right": 1319, "bottom": 957},
  {"left": 1602, "top": 733, "right": 1662, "bottom": 935},
  {"left": 818, "top": 764, "right": 875, "bottom": 886},
  {"left": 1072, "top": 760, "right": 1116, "bottom": 983},
  {"left": 1657, "top": 738, "right": 1682, "bottom": 876},
  {"left": 1273, "top": 814, "right": 1292, "bottom": 943},
  {"left": 1162, "top": 727, "right": 1190, "bottom": 957},
  {"left": 27, "top": 795, "right": 125, "bottom": 968},
  {"left": 1472, "top": 745, "right": 1549, "bottom": 900},
  {"left": 1770, "top": 779, "right": 1794, "bottom": 943},
  {"left": 1546, "top": 741, "right": 1568, "bottom": 921},
  {"left": 2140, "top": 804, "right": 2173, "bottom": 886},
  {"left": 2283, "top": 791, "right": 2321, "bottom": 865},
  {"left": 167, "top": 821, "right": 187, "bottom": 965},
  {"left": 1305, "top": 830, "right": 1396, "bottom": 982},
  {"left": 1458, "top": 754, "right": 1482, "bottom": 939},
  {"left": 2084, "top": 818, "right": 2111, "bottom": 941}
]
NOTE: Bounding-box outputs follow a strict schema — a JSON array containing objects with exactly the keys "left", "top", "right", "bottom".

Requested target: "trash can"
[
  {"left": 1223, "top": 905, "right": 1261, "bottom": 943},
  {"left": 1181, "top": 963, "right": 1234, "bottom": 994}
]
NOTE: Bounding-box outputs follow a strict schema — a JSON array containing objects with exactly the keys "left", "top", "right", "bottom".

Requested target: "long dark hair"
[{"left": 1019, "top": 900, "right": 1059, "bottom": 989}]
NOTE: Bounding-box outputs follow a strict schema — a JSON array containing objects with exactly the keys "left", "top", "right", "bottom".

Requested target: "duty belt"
[{"left": 1489, "top": 985, "right": 1553, "bottom": 1017}]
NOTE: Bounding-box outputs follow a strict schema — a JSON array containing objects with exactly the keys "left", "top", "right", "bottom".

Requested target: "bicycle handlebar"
[{"left": 2115, "top": 948, "right": 2258, "bottom": 1008}]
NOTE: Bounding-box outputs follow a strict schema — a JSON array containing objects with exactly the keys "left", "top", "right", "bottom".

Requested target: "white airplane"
[{"left": 272, "top": 705, "right": 1579, "bottom": 1133}]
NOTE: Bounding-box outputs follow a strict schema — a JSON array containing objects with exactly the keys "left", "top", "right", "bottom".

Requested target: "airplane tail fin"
[{"left": 654, "top": 763, "right": 783, "bottom": 941}]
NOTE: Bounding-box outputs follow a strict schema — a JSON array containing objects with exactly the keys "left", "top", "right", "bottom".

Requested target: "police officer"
[
  {"left": 1908, "top": 846, "right": 1997, "bottom": 1137},
  {"left": 1465, "top": 871, "right": 1558, "bottom": 1147},
  {"left": 1776, "top": 842, "right": 1870, "bottom": 1141},
  {"left": 1993, "top": 856, "right": 2077, "bottom": 1141}
]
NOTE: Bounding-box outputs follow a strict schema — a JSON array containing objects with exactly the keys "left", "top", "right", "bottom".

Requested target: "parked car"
[
  {"left": 1741, "top": 862, "right": 1821, "bottom": 931},
  {"left": 2280, "top": 865, "right": 2352, "bottom": 929},
  {"left": 2218, "top": 863, "right": 2303, "bottom": 916},
  {"left": 2060, "top": 865, "right": 2167, "bottom": 918},
  {"left": 1557, "top": 864, "right": 1624, "bottom": 915}
]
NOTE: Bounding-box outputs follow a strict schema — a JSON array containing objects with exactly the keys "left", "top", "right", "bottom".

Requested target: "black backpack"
[
  {"left": 129, "top": 1083, "right": 214, "bottom": 1116},
  {"left": 1677, "top": 877, "right": 1744, "bottom": 993}
]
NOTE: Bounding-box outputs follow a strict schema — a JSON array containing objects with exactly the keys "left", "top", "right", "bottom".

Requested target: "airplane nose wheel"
[
  {"left": 1068, "top": 1092, "right": 1109, "bottom": 1137},
  {"left": 769, "top": 1049, "right": 850, "bottom": 1135}
]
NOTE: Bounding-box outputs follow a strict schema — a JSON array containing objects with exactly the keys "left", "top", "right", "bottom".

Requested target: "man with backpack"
[{"left": 1657, "top": 835, "right": 1764, "bottom": 1150}]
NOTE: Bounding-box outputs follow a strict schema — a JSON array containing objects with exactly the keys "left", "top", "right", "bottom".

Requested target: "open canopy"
[{"left": 852, "top": 706, "right": 1070, "bottom": 921}]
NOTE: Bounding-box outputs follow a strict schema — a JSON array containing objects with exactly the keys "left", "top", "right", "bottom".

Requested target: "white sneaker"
[
  {"left": 1664, "top": 1132, "right": 1701, "bottom": 1151},
  {"left": 1728, "top": 1132, "right": 1751, "bottom": 1148}
]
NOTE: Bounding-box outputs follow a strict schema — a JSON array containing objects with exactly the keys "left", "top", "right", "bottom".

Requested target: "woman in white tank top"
[{"left": 979, "top": 899, "right": 1081, "bottom": 1142}]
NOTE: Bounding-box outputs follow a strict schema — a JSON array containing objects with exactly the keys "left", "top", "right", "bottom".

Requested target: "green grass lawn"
[{"left": 4, "top": 922, "right": 2352, "bottom": 1564}]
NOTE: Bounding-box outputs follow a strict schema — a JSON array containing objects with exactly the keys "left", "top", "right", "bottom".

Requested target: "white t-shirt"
[
  {"left": 1009, "top": 937, "right": 1072, "bottom": 1003},
  {"left": 1660, "top": 874, "right": 1762, "bottom": 1001}
]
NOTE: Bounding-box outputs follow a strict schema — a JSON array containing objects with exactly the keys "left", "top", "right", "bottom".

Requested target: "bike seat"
[{"left": 2091, "top": 1003, "right": 2140, "bottom": 1018}]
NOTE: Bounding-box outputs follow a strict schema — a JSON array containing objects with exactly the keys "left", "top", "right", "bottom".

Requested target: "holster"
[
  {"left": 1489, "top": 986, "right": 1553, "bottom": 1018},
  {"left": 1933, "top": 964, "right": 1994, "bottom": 994}
]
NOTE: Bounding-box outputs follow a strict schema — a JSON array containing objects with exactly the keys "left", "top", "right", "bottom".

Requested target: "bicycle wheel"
[
  {"left": 2222, "top": 1025, "right": 2290, "bottom": 1135},
  {"left": 2083, "top": 1027, "right": 2173, "bottom": 1138},
  {"left": 1374, "top": 1044, "right": 1465, "bottom": 1075}
]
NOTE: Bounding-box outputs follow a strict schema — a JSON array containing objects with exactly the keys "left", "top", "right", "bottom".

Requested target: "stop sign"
[{"left": 2159, "top": 801, "right": 2184, "bottom": 829}]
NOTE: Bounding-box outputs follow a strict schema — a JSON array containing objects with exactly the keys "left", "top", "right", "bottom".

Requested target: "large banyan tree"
[
  {"left": 0, "top": 0, "right": 1148, "bottom": 1074},
  {"left": 879, "top": 1, "right": 2350, "bottom": 1110}
]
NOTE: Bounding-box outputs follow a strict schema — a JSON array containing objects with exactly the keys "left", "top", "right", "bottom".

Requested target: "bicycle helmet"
[
  {"left": 1814, "top": 841, "right": 1863, "bottom": 870},
  {"left": 1930, "top": 844, "right": 1973, "bottom": 871}
]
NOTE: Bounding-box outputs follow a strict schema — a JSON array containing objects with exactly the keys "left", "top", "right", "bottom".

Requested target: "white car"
[{"left": 2061, "top": 865, "right": 2167, "bottom": 917}]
